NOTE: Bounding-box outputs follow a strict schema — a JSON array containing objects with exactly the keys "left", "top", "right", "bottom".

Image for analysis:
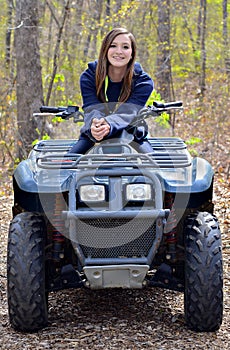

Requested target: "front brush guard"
[{"left": 63, "top": 166, "right": 169, "bottom": 267}]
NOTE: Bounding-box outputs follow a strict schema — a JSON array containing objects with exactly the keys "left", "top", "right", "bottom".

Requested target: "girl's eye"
[{"left": 109, "top": 44, "right": 130, "bottom": 49}]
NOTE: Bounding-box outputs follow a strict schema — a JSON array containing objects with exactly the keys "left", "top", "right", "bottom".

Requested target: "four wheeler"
[{"left": 7, "top": 101, "right": 223, "bottom": 332}]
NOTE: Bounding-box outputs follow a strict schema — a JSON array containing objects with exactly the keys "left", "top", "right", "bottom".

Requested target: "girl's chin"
[{"left": 109, "top": 60, "right": 128, "bottom": 67}]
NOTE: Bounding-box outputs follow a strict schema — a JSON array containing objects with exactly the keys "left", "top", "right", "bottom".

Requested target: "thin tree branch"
[{"left": 45, "top": 0, "right": 60, "bottom": 28}]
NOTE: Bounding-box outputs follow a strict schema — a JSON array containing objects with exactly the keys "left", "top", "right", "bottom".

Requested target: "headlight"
[
  {"left": 126, "top": 184, "right": 152, "bottom": 201},
  {"left": 79, "top": 185, "right": 105, "bottom": 202}
]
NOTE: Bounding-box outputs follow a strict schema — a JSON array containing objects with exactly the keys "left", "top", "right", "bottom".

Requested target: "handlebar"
[
  {"left": 40, "top": 106, "right": 67, "bottom": 114},
  {"left": 152, "top": 101, "right": 183, "bottom": 109},
  {"left": 37, "top": 105, "right": 84, "bottom": 122},
  {"left": 136, "top": 100, "right": 183, "bottom": 120},
  {"left": 37, "top": 101, "right": 182, "bottom": 123},
  {"left": 40, "top": 105, "right": 79, "bottom": 117}
]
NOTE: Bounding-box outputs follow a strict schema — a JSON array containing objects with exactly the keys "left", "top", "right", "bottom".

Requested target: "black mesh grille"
[{"left": 76, "top": 218, "right": 156, "bottom": 258}]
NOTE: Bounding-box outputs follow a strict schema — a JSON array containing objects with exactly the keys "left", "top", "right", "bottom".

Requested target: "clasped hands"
[{"left": 91, "top": 118, "right": 110, "bottom": 141}]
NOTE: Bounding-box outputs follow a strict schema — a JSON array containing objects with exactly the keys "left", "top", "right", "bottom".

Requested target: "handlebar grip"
[
  {"left": 40, "top": 106, "right": 67, "bottom": 113},
  {"left": 153, "top": 101, "right": 183, "bottom": 108}
]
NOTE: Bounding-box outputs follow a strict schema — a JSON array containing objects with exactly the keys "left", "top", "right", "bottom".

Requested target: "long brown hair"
[{"left": 95, "top": 28, "right": 137, "bottom": 103}]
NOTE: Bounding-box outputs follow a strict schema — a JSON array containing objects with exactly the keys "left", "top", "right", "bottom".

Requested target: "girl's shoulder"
[
  {"left": 80, "top": 60, "right": 98, "bottom": 84},
  {"left": 87, "top": 60, "right": 98, "bottom": 72},
  {"left": 133, "top": 62, "right": 143, "bottom": 75},
  {"left": 133, "top": 62, "right": 152, "bottom": 83}
]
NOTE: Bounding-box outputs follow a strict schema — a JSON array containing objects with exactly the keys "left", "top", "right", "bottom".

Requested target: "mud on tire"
[
  {"left": 7, "top": 212, "right": 48, "bottom": 332},
  {"left": 184, "top": 211, "right": 223, "bottom": 332}
]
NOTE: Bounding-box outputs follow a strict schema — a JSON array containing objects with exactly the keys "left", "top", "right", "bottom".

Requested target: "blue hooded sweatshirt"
[{"left": 79, "top": 60, "right": 154, "bottom": 141}]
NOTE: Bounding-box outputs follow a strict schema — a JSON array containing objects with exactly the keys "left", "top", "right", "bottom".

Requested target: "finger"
[
  {"left": 91, "top": 128, "right": 104, "bottom": 138},
  {"left": 100, "top": 118, "right": 109, "bottom": 126},
  {"left": 92, "top": 118, "right": 100, "bottom": 128},
  {"left": 91, "top": 124, "right": 110, "bottom": 140}
]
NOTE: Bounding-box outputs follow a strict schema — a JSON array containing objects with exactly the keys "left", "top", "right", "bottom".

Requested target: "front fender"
[
  {"left": 13, "top": 159, "right": 73, "bottom": 193},
  {"left": 190, "top": 157, "right": 214, "bottom": 193},
  {"left": 159, "top": 157, "right": 214, "bottom": 193},
  {"left": 13, "top": 159, "right": 38, "bottom": 192}
]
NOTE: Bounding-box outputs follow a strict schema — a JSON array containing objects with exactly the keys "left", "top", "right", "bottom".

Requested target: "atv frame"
[{"left": 7, "top": 101, "right": 223, "bottom": 332}]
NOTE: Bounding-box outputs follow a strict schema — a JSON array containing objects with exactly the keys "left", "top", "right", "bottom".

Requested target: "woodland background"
[
  {"left": 0, "top": 1, "right": 229, "bottom": 348},
  {"left": 0, "top": 0, "right": 229, "bottom": 177}
]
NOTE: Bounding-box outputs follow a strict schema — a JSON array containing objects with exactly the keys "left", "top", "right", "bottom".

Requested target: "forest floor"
[{"left": 0, "top": 108, "right": 229, "bottom": 349}]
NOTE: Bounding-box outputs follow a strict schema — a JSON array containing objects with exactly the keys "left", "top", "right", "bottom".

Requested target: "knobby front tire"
[
  {"left": 184, "top": 211, "right": 223, "bottom": 332},
  {"left": 7, "top": 212, "right": 48, "bottom": 332}
]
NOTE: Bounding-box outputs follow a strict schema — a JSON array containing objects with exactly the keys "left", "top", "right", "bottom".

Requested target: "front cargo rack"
[
  {"left": 149, "top": 137, "right": 187, "bottom": 150},
  {"left": 35, "top": 137, "right": 191, "bottom": 170},
  {"left": 33, "top": 139, "right": 76, "bottom": 153}
]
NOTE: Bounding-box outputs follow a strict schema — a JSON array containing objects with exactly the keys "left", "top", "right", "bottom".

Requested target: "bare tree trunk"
[
  {"left": 182, "top": 1, "right": 200, "bottom": 73},
  {"left": 15, "top": 0, "right": 45, "bottom": 159},
  {"left": 197, "top": 0, "right": 202, "bottom": 50},
  {"left": 69, "top": 0, "right": 84, "bottom": 50},
  {"left": 83, "top": 0, "right": 103, "bottom": 58},
  {"left": 199, "top": 0, "right": 207, "bottom": 97},
  {"left": 5, "top": 0, "right": 14, "bottom": 68},
  {"left": 91, "top": 0, "right": 103, "bottom": 54},
  {"left": 106, "top": 0, "right": 110, "bottom": 16},
  {"left": 155, "top": 0, "right": 172, "bottom": 103},
  {"left": 44, "top": 0, "right": 60, "bottom": 75},
  {"left": 223, "top": 0, "right": 230, "bottom": 88}
]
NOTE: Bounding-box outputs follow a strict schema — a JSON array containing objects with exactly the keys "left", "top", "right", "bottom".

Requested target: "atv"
[{"left": 7, "top": 101, "right": 223, "bottom": 332}]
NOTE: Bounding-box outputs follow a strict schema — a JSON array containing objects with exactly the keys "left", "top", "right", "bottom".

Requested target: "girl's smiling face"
[{"left": 107, "top": 34, "right": 133, "bottom": 68}]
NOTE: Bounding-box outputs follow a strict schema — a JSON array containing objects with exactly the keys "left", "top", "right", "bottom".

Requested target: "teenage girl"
[{"left": 69, "top": 27, "right": 154, "bottom": 154}]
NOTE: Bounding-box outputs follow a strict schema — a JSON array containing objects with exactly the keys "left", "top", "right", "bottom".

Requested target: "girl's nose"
[{"left": 115, "top": 45, "right": 123, "bottom": 53}]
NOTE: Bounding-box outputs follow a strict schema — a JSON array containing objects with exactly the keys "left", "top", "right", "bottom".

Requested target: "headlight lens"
[
  {"left": 126, "top": 184, "right": 152, "bottom": 201},
  {"left": 79, "top": 185, "right": 105, "bottom": 202}
]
